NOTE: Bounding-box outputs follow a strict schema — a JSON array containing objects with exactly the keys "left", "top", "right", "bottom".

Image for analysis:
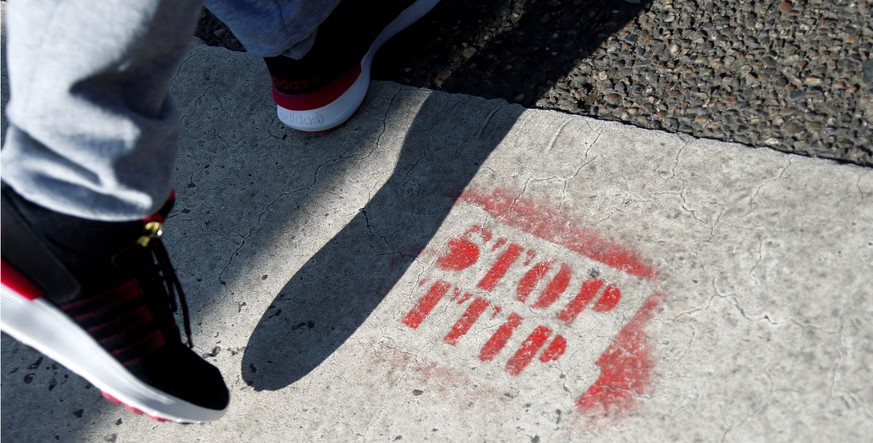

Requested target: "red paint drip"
[
  {"left": 458, "top": 188, "right": 657, "bottom": 281},
  {"left": 491, "top": 306, "right": 503, "bottom": 319},
  {"left": 593, "top": 285, "right": 621, "bottom": 312},
  {"left": 479, "top": 313, "right": 523, "bottom": 361},
  {"left": 575, "top": 292, "right": 664, "bottom": 415},
  {"left": 402, "top": 280, "right": 451, "bottom": 329},
  {"left": 523, "top": 250, "right": 537, "bottom": 266},
  {"left": 539, "top": 335, "right": 567, "bottom": 363},
  {"left": 468, "top": 225, "right": 494, "bottom": 243},
  {"left": 516, "top": 261, "right": 551, "bottom": 303},
  {"left": 444, "top": 298, "right": 490, "bottom": 345},
  {"left": 455, "top": 291, "right": 473, "bottom": 305},
  {"left": 477, "top": 243, "right": 524, "bottom": 292},
  {"left": 557, "top": 278, "right": 604, "bottom": 324},
  {"left": 506, "top": 326, "right": 552, "bottom": 375},
  {"left": 532, "top": 263, "right": 572, "bottom": 309},
  {"left": 450, "top": 288, "right": 462, "bottom": 301}
]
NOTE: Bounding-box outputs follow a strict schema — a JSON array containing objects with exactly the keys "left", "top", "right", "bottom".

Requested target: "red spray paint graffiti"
[{"left": 400, "top": 187, "right": 664, "bottom": 417}]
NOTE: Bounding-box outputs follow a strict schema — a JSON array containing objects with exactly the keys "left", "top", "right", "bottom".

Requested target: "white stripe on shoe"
[{"left": 0, "top": 285, "right": 227, "bottom": 423}]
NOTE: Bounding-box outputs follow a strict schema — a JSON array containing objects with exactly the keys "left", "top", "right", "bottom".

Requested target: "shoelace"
[{"left": 138, "top": 221, "right": 194, "bottom": 348}]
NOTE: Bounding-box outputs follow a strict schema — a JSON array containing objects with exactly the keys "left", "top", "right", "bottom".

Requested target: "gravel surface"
[{"left": 197, "top": 0, "right": 873, "bottom": 166}]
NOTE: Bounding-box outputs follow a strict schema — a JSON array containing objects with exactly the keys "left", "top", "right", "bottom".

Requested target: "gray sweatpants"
[{"left": 1, "top": 0, "right": 340, "bottom": 221}]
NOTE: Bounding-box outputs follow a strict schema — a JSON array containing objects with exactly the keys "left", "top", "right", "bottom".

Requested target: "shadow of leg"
[{"left": 242, "top": 89, "right": 524, "bottom": 391}]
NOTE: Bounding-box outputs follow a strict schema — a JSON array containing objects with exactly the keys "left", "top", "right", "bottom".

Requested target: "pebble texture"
[{"left": 197, "top": 0, "right": 873, "bottom": 166}]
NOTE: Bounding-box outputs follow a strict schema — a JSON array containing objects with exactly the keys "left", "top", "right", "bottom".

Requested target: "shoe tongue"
[{"left": 4, "top": 187, "right": 145, "bottom": 292}]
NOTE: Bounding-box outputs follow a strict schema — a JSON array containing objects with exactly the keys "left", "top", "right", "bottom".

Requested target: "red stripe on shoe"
[
  {"left": 91, "top": 305, "right": 155, "bottom": 337},
  {"left": 1, "top": 260, "right": 43, "bottom": 300},
  {"left": 102, "top": 391, "right": 123, "bottom": 404},
  {"left": 103, "top": 391, "right": 170, "bottom": 422},
  {"left": 272, "top": 64, "right": 362, "bottom": 111},
  {"left": 65, "top": 280, "right": 141, "bottom": 315},
  {"left": 144, "top": 189, "right": 176, "bottom": 223},
  {"left": 116, "top": 329, "right": 167, "bottom": 365}
]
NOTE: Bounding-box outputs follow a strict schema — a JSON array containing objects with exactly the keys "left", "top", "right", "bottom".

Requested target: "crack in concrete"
[
  {"left": 361, "top": 86, "right": 404, "bottom": 161},
  {"left": 217, "top": 233, "right": 249, "bottom": 293},
  {"left": 705, "top": 204, "right": 727, "bottom": 242},
  {"left": 828, "top": 314, "right": 850, "bottom": 411},
  {"left": 171, "top": 43, "right": 204, "bottom": 88},
  {"left": 853, "top": 173, "right": 873, "bottom": 227},
  {"left": 748, "top": 237, "right": 766, "bottom": 285},
  {"left": 582, "top": 125, "right": 604, "bottom": 162},
  {"left": 661, "top": 137, "right": 694, "bottom": 181},
  {"left": 402, "top": 141, "right": 431, "bottom": 183},
  {"left": 711, "top": 277, "right": 778, "bottom": 325},
  {"left": 667, "top": 294, "right": 719, "bottom": 323},
  {"left": 212, "top": 136, "right": 357, "bottom": 292},
  {"left": 360, "top": 209, "right": 392, "bottom": 249},
  {"left": 675, "top": 323, "right": 697, "bottom": 365},
  {"left": 651, "top": 182, "right": 723, "bottom": 237},
  {"left": 559, "top": 152, "right": 598, "bottom": 211},
  {"left": 180, "top": 82, "right": 218, "bottom": 128},
  {"left": 266, "top": 112, "right": 298, "bottom": 141},
  {"left": 787, "top": 317, "right": 840, "bottom": 335},
  {"left": 721, "top": 360, "right": 775, "bottom": 443},
  {"left": 748, "top": 157, "right": 792, "bottom": 209}
]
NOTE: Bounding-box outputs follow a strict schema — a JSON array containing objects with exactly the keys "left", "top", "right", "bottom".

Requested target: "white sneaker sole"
[
  {"left": 0, "top": 285, "right": 227, "bottom": 423},
  {"left": 277, "top": 0, "right": 442, "bottom": 132}
]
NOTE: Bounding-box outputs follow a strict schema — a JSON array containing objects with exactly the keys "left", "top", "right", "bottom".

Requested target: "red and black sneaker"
[
  {"left": 265, "top": 0, "right": 440, "bottom": 132},
  {"left": 0, "top": 185, "right": 229, "bottom": 423}
]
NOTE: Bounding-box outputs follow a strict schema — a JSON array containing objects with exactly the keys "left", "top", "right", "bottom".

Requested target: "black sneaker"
[
  {"left": 0, "top": 185, "right": 229, "bottom": 423},
  {"left": 265, "top": 0, "right": 440, "bottom": 132}
]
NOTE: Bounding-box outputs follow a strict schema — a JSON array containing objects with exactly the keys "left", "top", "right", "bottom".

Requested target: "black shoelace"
[{"left": 138, "top": 222, "right": 194, "bottom": 349}]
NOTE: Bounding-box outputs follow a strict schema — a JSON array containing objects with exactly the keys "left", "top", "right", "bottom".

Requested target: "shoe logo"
[
  {"left": 272, "top": 75, "right": 322, "bottom": 92},
  {"left": 287, "top": 113, "right": 325, "bottom": 126}
]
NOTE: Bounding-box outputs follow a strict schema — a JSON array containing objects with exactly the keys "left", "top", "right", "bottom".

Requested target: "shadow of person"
[
  {"left": 242, "top": 0, "right": 652, "bottom": 392},
  {"left": 241, "top": 89, "right": 524, "bottom": 390},
  {"left": 0, "top": 2, "right": 654, "bottom": 438}
]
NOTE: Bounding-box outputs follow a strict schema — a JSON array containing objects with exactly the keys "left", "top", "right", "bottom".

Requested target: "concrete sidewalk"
[{"left": 2, "top": 41, "right": 872, "bottom": 442}]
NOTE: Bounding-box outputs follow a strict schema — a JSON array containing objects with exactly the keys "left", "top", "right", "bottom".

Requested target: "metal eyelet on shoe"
[{"left": 136, "top": 221, "right": 164, "bottom": 248}]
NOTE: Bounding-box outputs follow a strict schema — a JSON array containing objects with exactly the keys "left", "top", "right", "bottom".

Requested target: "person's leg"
[
  {"left": 205, "top": 0, "right": 441, "bottom": 132},
  {"left": 1, "top": 0, "right": 229, "bottom": 423},
  {"left": 1, "top": 0, "right": 201, "bottom": 221},
  {"left": 203, "top": 0, "right": 340, "bottom": 58}
]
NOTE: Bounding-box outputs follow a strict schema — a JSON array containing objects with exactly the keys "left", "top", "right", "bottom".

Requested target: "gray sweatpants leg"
[
  {"left": 1, "top": 0, "right": 203, "bottom": 221},
  {"left": 1, "top": 0, "right": 339, "bottom": 221},
  {"left": 204, "top": 0, "right": 340, "bottom": 59}
]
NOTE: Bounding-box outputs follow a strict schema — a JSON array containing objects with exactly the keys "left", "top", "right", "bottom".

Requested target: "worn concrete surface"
[{"left": 2, "top": 41, "right": 872, "bottom": 442}]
